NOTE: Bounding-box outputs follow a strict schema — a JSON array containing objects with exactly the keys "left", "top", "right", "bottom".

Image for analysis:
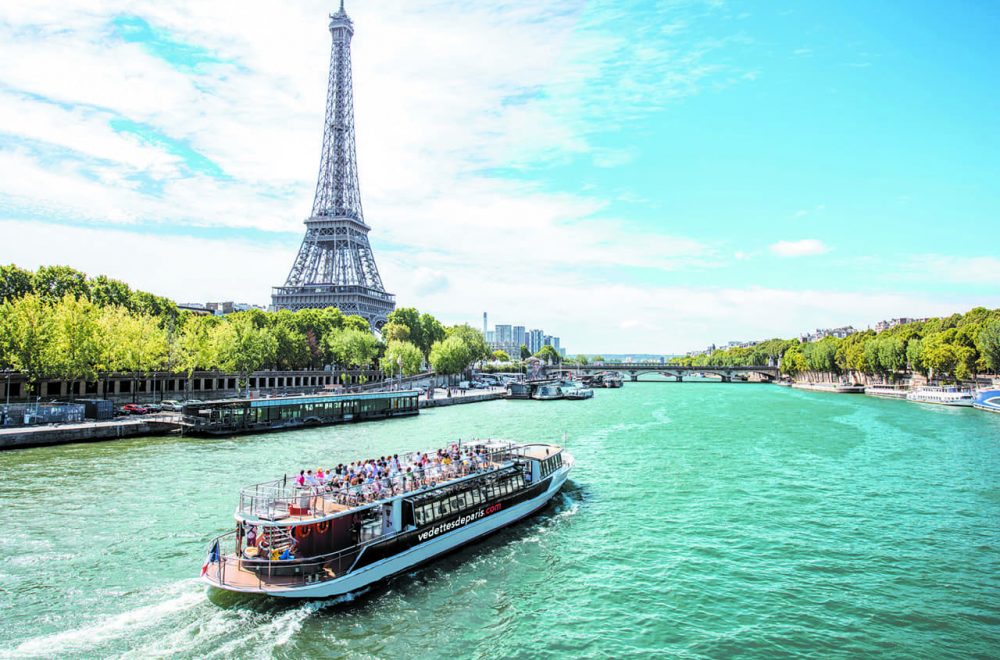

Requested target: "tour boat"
[
  {"left": 905, "top": 386, "right": 974, "bottom": 407},
  {"left": 973, "top": 389, "right": 1000, "bottom": 414},
  {"left": 201, "top": 440, "right": 573, "bottom": 598}
]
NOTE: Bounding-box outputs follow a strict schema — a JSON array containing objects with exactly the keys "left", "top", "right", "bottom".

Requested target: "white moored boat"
[
  {"left": 201, "top": 440, "right": 573, "bottom": 598},
  {"left": 974, "top": 389, "right": 1000, "bottom": 414},
  {"left": 905, "top": 386, "right": 974, "bottom": 407},
  {"left": 531, "top": 385, "right": 564, "bottom": 400},
  {"left": 563, "top": 387, "right": 594, "bottom": 400}
]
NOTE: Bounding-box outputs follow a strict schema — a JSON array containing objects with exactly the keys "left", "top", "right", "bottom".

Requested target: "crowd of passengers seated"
[{"left": 292, "top": 444, "right": 496, "bottom": 504}]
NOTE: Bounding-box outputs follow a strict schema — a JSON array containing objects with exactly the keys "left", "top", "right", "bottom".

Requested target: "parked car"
[
  {"left": 144, "top": 403, "right": 163, "bottom": 413},
  {"left": 121, "top": 403, "right": 149, "bottom": 415},
  {"left": 160, "top": 400, "right": 183, "bottom": 412}
]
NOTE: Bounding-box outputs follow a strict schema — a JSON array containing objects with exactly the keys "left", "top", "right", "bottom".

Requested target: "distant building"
[
  {"left": 874, "top": 317, "right": 926, "bottom": 333},
  {"left": 528, "top": 329, "right": 544, "bottom": 353},
  {"left": 800, "top": 326, "right": 857, "bottom": 342},
  {"left": 513, "top": 326, "right": 526, "bottom": 349},
  {"left": 495, "top": 324, "right": 512, "bottom": 346},
  {"left": 205, "top": 301, "right": 267, "bottom": 316},
  {"left": 177, "top": 303, "right": 213, "bottom": 316}
]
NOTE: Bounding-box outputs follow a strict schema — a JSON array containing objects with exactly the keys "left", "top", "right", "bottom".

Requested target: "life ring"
[
  {"left": 315, "top": 520, "right": 330, "bottom": 534},
  {"left": 294, "top": 524, "right": 312, "bottom": 539},
  {"left": 257, "top": 535, "right": 269, "bottom": 548}
]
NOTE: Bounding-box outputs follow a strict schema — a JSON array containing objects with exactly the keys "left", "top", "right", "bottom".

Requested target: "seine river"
[{"left": 2, "top": 383, "right": 999, "bottom": 658}]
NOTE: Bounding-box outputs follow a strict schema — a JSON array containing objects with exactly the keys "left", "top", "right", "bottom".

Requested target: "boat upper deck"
[{"left": 236, "top": 440, "right": 561, "bottom": 525}]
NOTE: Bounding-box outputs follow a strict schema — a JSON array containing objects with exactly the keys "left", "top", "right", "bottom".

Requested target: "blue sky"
[{"left": 0, "top": 1, "right": 997, "bottom": 352}]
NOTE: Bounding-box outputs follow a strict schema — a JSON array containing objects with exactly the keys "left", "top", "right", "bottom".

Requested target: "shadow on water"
[{"left": 205, "top": 479, "right": 591, "bottom": 616}]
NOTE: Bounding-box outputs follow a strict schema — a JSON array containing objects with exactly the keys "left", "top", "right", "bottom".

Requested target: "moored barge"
[
  {"left": 181, "top": 390, "right": 419, "bottom": 436},
  {"left": 201, "top": 440, "right": 573, "bottom": 598}
]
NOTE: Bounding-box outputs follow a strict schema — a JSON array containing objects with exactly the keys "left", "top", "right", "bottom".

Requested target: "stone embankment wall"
[{"left": 0, "top": 419, "right": 177, "bottom": 450}]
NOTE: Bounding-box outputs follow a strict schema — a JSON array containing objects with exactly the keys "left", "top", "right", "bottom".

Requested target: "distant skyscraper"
[
  {"left": 483, "top": 312, "right": 487, "bottom": 335},
  {"left": 528, "top": 329, "right": 544, "bottom": 353},
  {"left": 512, "top": 326, "right": 526, "bottom": 349},
  {"left": 496, "top": 325, "right": 513, "bottom": 346}
]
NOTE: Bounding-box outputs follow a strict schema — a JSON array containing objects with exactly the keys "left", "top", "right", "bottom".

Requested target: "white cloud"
[
  {"left": 769, "top": 239, "right": 829, "bottom": 257},
  {"left": 902, "top": 255, "right": 1000, "bottom": 285}
]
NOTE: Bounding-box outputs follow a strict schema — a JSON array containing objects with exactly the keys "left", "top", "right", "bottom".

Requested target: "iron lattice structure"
[{"left": 272, "top": 1, "right": 394, "bottom": 328}]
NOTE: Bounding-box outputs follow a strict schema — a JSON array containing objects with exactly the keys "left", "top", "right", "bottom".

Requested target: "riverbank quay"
[
  {"left": 0, "top": 388, "right": 507, "bottom": 449},
  {"left": 419, "top": 387, "right": 506, "bottom": 409},
  {"left": 790, "top": 382, "right": 865, "bottom": 394},
  {"left": 0, "top": 415, "right": 179, "bottom": 449}
]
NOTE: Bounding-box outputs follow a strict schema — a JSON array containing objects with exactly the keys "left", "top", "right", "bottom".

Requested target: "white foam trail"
[
  {"left": 8, "top": 580, "right": 203, "bottom": 659},
  {"left": 199, "top": 590, "right": 369, "bottom": 660}
]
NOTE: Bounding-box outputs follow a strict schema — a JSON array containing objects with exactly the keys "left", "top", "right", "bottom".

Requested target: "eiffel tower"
[{"left": 272, "top": 1, "right": 395, "bottom": 329}]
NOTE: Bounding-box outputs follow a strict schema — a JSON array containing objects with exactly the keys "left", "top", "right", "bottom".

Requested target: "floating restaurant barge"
[{"left": 181, "top": 391, "right": 420, "bottom": 436}]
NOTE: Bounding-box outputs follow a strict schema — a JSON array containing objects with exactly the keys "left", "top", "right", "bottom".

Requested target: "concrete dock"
[{"left": 0, "top": 416, "right": 181, "bottom": 449}]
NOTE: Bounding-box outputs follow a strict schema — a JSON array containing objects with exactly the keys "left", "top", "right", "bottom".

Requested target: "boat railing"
[{"left": 205, "top": 530, "right": 369, "bottom": 591}]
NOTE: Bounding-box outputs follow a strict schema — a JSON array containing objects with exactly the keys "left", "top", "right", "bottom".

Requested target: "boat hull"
[
  {"left": 204, "top": 461, "right": 572, "bottom": 598},
  {"left": 974, "top": 389, "right": 1000, "bottom": 414}
]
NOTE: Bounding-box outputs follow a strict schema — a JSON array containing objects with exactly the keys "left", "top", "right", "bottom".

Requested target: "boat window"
[{"left": 437, "top": 499, "right": 450, "bottom": 517}]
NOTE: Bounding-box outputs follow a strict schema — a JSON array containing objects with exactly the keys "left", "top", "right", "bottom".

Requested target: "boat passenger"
[{"left": 296, "top": 470, "right": 306, "bottom": 487}]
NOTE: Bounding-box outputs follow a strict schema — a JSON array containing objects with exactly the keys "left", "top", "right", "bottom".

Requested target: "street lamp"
[{"left": 2, "top": 369, "right": 10, "bottom": 426}]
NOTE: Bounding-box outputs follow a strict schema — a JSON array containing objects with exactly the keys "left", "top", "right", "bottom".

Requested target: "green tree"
[
  {"left": 271, "top": 321, "right": 309, "bottom": 370},
  {"left": 520, "top": 344, "right": 531, "bottom": 360},
  {"left": 0, "top": 264, "right": 34, "bottom": 303},
  {"left": 906, "top": 338, "right": 926, "bottom": 375},
  {"left": 387, "top": 307, "right": 422, "bottom": 348},
  {"left": 95, "top": 306, "right": 129, "bottom": 396},
  {"left": 0, "top": 294, "right": 53, "bottom": 393},
  {"left": 534, "top": 345, "right": 560, "bottom": 365},
  {"left": 492, "top": 350, "right": 511, "bottom": 362},
  {"left": 446, "top": 324, "right": 491, "bottom": 365},
  {"left": 876, "top": 336, "right": 907, "bottom": 380},
  {"left": 116, "top": 313, "right": 169, "bottom": 402},
  {"left": 921, "top": 331, "right": 958, "bottom": 381},
  {"left": 326, "top": 328, "right": 379, "bottom": 369},
  {"left": 176, "top": 316, "right": 222, "bottom": 373},
  {"left": 977, "top": 318, "right": 1000, "bottom": 373},
  {"left": 47, "top": 295, "right": 100, "bottom": 399},
  {"left": 381, "top": 321, "right": 411, "bottom": 343},
  {"left": 419, "top": 313, "right": 446, "bottom": 357},
  {"left": 342, "top": 315, "right": 371, "bottom": 333},
  {"left": 781, "top": 344, "right": 807, "bottom": 377},
  {"left": 214, "top": 315, "right": 277, "bottom": 394},
  {"left": 429, "top": 336, "right": 472, "bottom": 387},
  {"left": 381, "top": 340, "right": 424, "bottom": 377},
  {"left": 33, "top": 265, "right": 90, "bottom": 302},
  {"left": 88, "top": 275, "right": 132, "bottom": 308}
]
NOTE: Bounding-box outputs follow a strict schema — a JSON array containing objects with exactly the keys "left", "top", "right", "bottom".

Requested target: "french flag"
[{"left": 201, "top": 540, "right": 220, "bottom": 576}]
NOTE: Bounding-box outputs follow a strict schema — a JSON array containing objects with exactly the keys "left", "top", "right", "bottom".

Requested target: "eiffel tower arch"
[{"left": 272, "top": 1, "right": 395, "bottom": 329}]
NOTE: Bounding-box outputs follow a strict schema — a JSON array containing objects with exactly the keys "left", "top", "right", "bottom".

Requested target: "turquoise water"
[{"left": 1, "top": 384, "right": 999, "bottom": 659}]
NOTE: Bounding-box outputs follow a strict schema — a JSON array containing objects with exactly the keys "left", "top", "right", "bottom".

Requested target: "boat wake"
[
  {"left": 7, "top": 579, "right": 203, "bottom": 659},
  {"left": 3, "top": 578, "right": 373, "bottom": 660}
]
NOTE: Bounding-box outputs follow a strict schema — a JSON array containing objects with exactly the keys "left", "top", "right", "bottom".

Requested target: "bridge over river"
[{"left": 542, "top": 363, "right": 779, "bottom": 383}]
